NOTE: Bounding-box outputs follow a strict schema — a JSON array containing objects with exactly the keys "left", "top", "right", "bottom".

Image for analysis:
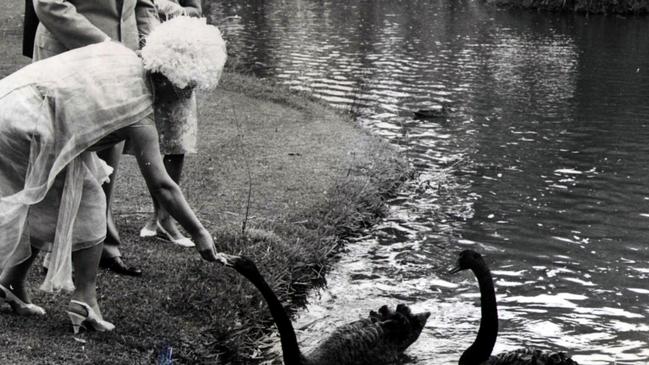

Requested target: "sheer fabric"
[{"left": 0, "top": 42, "right": 153, "bottom": 292}]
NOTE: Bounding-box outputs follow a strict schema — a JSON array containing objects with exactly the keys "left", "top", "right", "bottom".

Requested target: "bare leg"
[
  {"left": 96, "top": 143, "right": 141, "bottom": 275},
  {"left": 150, "top": 154, "right": 186, "bottom": 240},
  {"left": 97, "top": 142, "right": 123, "bottom": 259},
  {"left": 68, "top": 243, "right": 114, "bottom": 332},
  {"left": 0, "top": 248, "right": 39, "bottom": 303},
  {"left": 69, "top": 243, "right": 103, "bottom": 316},
  {"left": 102, "top": 243, "right": 121, "bottom": 259},
  {"left": 104, "top": 207, "right": 122, "bottom": 249}
]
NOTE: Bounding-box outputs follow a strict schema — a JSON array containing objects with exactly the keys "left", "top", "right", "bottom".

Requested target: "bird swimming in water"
[
  {"left": 449, "top": 249, "right": 579, "bottom": 365},
  {"left": 221, "top": 254, "right": 430, "bottom": 365}
]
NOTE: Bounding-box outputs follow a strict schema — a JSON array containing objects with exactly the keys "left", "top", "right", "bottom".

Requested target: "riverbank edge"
[
  {"left": 0, "top": 2, "right": 411, "bottom": 362},
  {"left": 487, "top": 0, "right": 649, "bottom": 14},
  {"left": 0, "top": 5, "right": 412, "bottom": 360},
  {"left": 195, "top": 73, "right": 414, "bottom": 364}
]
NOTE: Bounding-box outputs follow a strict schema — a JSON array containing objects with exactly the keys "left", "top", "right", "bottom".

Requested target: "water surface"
[{"left": 207, "top": 1, "right": 649, "bottom": 363}]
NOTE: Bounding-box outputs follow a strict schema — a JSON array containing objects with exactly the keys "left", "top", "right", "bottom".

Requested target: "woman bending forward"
[{"left": 0, "top": 17, "right": 227, "bottom": 333}]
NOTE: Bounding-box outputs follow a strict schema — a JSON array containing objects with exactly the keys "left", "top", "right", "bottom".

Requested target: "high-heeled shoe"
[
  {"left": 156, "top": 221, "right": 195, "bottom": 248},
  {"left": 139, "top": 225, "right": 157, "bottom": 238},
  {"left": 0, "top": 284, "right": 46, "bottom": 316},
  {"left": 67, "top": 300, "right": 115, "bottom": 334}
]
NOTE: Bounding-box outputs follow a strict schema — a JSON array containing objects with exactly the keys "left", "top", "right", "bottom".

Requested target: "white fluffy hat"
[{"left": 141, "top": 17, "right": 227, "bottom": 90}]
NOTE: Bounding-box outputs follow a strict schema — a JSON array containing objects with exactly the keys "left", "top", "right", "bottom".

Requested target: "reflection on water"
[{"left": 207, "top": 0, "right": 649, "bottom": 363}]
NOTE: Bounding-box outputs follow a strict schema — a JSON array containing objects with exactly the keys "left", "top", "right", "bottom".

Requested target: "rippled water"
[{"left": 207, "top": 1, "right": 649, "bottom": 363}]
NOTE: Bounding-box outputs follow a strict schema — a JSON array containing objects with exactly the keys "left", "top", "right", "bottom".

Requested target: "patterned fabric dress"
[
  {"left": 153, "top": 85, "right": 197, "bottom": 154},
  {"left": 0, "top": 42, "right": 153, "bottom": 292}
]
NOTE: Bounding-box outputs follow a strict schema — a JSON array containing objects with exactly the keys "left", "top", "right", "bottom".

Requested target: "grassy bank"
[
  {"left": 0, "top": 3, "right": 410, "bottom": 364},
  {"left": 488, "top": 0, "right": 649, "bottom": 14}
]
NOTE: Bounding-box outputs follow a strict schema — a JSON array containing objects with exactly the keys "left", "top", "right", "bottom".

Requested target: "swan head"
[
  {"left": 449, "top": 249, "right": 484, "bottom": 274},
  {"left": 222, "top": 255, "right": 263, "bottom": 279}
]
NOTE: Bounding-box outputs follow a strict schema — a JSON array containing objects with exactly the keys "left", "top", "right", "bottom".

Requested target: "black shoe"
[{"left": 99, "top": 257, "right": 142, "bottom": 277}]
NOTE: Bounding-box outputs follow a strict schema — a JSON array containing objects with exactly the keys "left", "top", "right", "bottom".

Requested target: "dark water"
[{"left": 207, "top": 1, "right": 649, "bottom": 363}]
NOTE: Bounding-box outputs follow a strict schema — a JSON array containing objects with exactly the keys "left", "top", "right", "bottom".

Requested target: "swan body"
[
  {"left": 224, "top": 255, "right": 430, "bottom": 365},
  {"left": 486, "top": 348, "right": 579, "bottom": 365},
  {"left": 307, "top": 304, "right": 430, "bottom": 364},
  {"left": 450, "top": 250, "right": 578, "bottom": 365}
]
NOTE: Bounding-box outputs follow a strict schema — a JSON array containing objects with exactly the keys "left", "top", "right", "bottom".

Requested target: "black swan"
[
  {"left": 222, "top": 254, "right": 430, "bottom": 365},
  {"left": 450, "top": 250, "right": 579, "bottom": 365}
]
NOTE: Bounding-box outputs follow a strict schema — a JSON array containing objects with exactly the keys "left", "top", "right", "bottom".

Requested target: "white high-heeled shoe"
[
  {"left": 139, "top": 225, "right": 157, "bottom": 238},
  {"left": 0, "top": 284, "right": 46, "bottom": 316},
  {"left": 156, "top": 221, "right": 195, "bottom": 248},
  {"left": 67, "top": 300, "right": 115, "bottom": 334}
]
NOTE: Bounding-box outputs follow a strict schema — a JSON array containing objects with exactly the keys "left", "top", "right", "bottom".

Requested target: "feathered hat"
[{"left": 141, "top": 16, "right": 227, "bottom": 90}]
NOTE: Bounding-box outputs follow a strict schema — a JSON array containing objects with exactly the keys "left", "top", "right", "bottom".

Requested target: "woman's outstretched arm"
[{"left": 125, "top": 122, "right": 219, "bottom": 261}]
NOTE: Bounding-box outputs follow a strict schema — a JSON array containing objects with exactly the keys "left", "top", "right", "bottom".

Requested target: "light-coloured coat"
[{"left": 33, "top": 0, "right": 159, "bottom": 59}]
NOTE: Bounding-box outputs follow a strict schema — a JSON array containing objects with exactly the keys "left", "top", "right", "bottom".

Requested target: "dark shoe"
[{"left": 99, "top": 257, "right": 142, "bottom": 277}]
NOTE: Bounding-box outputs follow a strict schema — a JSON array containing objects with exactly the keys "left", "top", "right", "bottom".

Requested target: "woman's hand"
[
  {"left": 193, "top": 229, "right": 221, "bottom": 262},
  {"left": 193, "top": 230, "right": 232, "bottom": 265}
]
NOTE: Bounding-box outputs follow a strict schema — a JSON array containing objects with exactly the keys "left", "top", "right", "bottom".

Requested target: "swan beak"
[
  {"left": 215, "top": 253, "right": 237, "bottom": 267},
  {"left": 448, "top": 265, "right": 462, "bottom": 275}
]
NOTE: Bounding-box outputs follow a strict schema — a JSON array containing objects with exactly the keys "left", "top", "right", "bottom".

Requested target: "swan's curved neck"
[
  {"left": 243, "top": 270, "right": 304, "bottom": 365},
  {"left": 463, "top": 261, "right": 498, "bottom": 364}
]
